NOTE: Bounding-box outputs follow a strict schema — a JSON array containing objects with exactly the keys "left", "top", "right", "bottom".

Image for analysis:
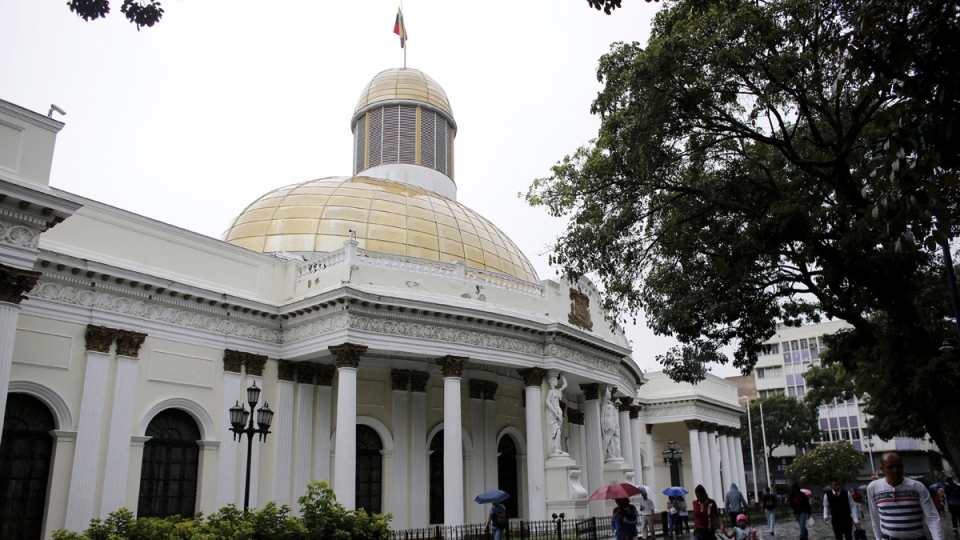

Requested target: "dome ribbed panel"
[
  {"left": 355, "top": 68, "right": 453, "bottom": 119},
  {"left": 222, "top": 177, "right": 538, "bottom": 282}
]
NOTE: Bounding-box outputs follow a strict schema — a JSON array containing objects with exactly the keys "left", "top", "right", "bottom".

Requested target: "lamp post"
[
  {"left": 740, "top": 396, "right": 760, "bottom": 500},
  {"left": 759, "top": 402, "right": 773, "bottom": 490},
  {"left": 662, "top": 439, "right": 684, "bottom": 486},
  {"left": 229, "top": 381, "right": 274, "bottom": 512}
]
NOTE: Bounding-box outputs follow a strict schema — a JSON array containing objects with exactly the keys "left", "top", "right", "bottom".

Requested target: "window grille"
[
  {"left": 382, "top": 105, "right": 400, "bottom": 163},
  {"left": 399, "top": 106, "right": 416, "bottom": 163},
  {"left": 436, "top": 117, "right": 448, "bottom": 174},
  {"left": 421, "top": 110, "right": 436, "bottom": 169},
  {"left": 354, "top": 118, "right": 366, "bottom": 174},
  {"left": 368, "top": 108, "right": 383, "bottom": 167}
]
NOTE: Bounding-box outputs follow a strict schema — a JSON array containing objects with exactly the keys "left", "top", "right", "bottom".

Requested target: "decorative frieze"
[
  {"left": 0, "top": 263, "right": 41, "bottom": 304},
  {"left": 568, "top": 288, "right": 593, "bottom": 331},
  {"left": 580, "top": 383, "right": 600, "bottom": 401},
  {"left": 410, "top": 371, "right": 430, "bottom": 393},
  {"left": 392, "top": 369, "right": 411, "bottom": 391},
  {"left": 329, "top": 343, "right": 367, "bottom": 368},
  {"left": 437, "top": 355, "right": 468, "bottom": 378},
  {"left": 115, "top": 329, "right": 147, "bottom": 357},
  {"left": 277, "top": 359, "right": 297, "bottom": 382},
  {"left": 316, "top": 364, "right": 336, "bottom": 386},
  {"left": 517, "top": 367, "right": 546, "bottom": 387},
  {"left": 0, "top": 218, "right": 41, "bottom": 250},
  {"left": 84, "top": 325, "right": 116, "bottom": 353}
]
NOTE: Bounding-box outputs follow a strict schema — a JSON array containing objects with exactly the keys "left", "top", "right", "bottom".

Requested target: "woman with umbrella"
[
  {"left": 612, "top": 497, "right": 639, "bottom": 540},
  {"left": 663, "top": 487, "right": 689, "bottom": 538},
  {"left": 788, "top": 484, "right": 812, "bottom": 540}
]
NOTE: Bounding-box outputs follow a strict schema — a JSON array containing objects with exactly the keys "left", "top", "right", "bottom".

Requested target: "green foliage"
[
  {"left": 527, "top": 0, "right": 960, "bottom": 469},
  {"left": 741, "top": 395, "right": 818, "bottom": 456},
  {"left": 67, "top": 0, "right": 165, "bottom": 29},
  {"left": 51, "top": 484, "right": 386, "bottom": 540},
  {"left": 785, "top": 441, "right": 865, "bottom": 487}
]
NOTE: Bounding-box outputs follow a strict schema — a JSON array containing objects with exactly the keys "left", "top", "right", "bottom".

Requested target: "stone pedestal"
[
  {"left": 545, "top": 455, "right": 589, "bottom": 518},
  {"left": 602, "top": 458, "right": 635, "bottom": 486}
]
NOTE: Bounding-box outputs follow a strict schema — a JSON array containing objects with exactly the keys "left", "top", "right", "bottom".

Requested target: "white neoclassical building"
[{"left": 0, "top": 67, "right": 745, "bottom": 539}]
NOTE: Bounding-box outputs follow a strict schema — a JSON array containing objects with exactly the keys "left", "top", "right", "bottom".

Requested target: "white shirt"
[{"left": 639, "top": 498, "right": 656, "bottom": 516}]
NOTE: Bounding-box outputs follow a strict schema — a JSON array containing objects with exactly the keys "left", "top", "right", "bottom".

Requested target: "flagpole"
[{"left": 400, "top": 0, "right": 406, "bottom": 68}]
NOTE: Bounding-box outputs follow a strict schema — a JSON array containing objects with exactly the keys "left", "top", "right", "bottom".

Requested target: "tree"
[
  {"left": 784, "top": 441, "right": 864, "bottom": 487},
  {"left": 67, "top": 0, "right": 164, "bottom": 29},
  {"left": 741, "top": 395, "right": 818, "bottom": 458},
  {"left": 527, "top": 0, "right": 960, "bottom": 468}
]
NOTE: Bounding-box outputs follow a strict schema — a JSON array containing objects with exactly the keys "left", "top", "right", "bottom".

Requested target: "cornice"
[{"left": 0, "top": 99, "right": 65, "bottom": 132}]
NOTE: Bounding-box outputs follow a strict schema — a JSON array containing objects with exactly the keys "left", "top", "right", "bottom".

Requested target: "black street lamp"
[
  {"left": 229, "top": 381, "right": 274, "bottom": 512},
  {"left": 662, "top": 439, "right": 683, "bottom": 466},
  {"left": 663, "top": 439, "right": 684, "bottom": 486}
]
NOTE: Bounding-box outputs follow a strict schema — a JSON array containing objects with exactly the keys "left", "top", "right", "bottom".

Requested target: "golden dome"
[
  {"left": 354, "top": 68, "right": 453, "bottom": 119},
  {"left": 223, "top": 176, "right": 539, "bottom": 282}
]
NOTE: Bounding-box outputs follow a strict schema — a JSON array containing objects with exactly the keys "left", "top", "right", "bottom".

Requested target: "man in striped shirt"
[{"left": 867, "top": 452, "right": 944, "bottom": 540}]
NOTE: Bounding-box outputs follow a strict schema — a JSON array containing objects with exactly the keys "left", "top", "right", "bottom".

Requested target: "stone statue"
[
  {"left": 545, "top": 372, "right": 568, "bottom": 456},
  {"left": 601, "top": 386, "right": 622, "bottom": 460}
]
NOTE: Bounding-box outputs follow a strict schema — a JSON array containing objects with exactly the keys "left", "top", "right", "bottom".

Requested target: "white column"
[
  {"left": 331, "top": 344, "right": 364, "bottom": 510},
  {"left": 410, "top": 372, "right": 429, "bottom": 528},
  {"left": 483, "top": 384, "right": 498, "bottom": 493},
  {"left": 274, "top": 372, "right": 296, "bottom": 506},
  {"left": 582, "top": 385, "right": 605, "bottom": 517},
  {"left": 521, "top": 369, "right": 546, "bottom": 521},
  {"left": 718, "top": 430, "right": 733, "bottom": 507},
  {"left": 439, "top": 356, "right": 467, "bottom": 526},
  {"left": 644, "top": 424, "right": 657, "bottom": 492},
  {"left": 734, "top": 436, "right": 748, "bottom": 500},
  {"left": 65, "top": 340, "right": 114, "bottom": 531},
  {"left": 0, "top": 301, "right": 22, "bottom": 448},
  {"left": 313, "top": 366, "right": 334, "bottom": 483},
  {"left": 706, "top": 425, "right": 722, "bottom": 504},
  {"left": 243, "top": 374, "right": 264, "bottom": 508},
  {"left": 630, "top": 409, "right": 643, "bottom": 485},
  {"left": 698, "top": 429, "right": 712, "bottom": 496},
  {"left": 100, "top": 351, "right": 142, "bottom": 516},
  {"left": 216, "top": 356, "right": 243, "bottom": 508},
  {"left": 293, "top": 376, "right": 315, "bottom": 511},
  {"left": 619, "top": 402, "right": 635, "bottom": 471},
  {"left": 391, "top": 370, "right": 410, "bottom": 530},
  {"left": 469, "top": 381, "right": 486, "bottom": 524},
  {"left": 686, "top": 421, "right": 704, "bottom": 489}
]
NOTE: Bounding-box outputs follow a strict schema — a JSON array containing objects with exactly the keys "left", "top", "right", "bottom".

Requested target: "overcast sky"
[{"left": 1, "top": 0, "right": 740, "bottom": 378}]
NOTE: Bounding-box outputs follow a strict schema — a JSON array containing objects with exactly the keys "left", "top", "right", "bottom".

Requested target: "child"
[{"left": 722, "top": 514, "right": 758, "bottom": 540}]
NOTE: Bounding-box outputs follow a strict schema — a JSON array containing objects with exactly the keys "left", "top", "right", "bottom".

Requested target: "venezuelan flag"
[{"left": 393, "top": 8, "right": 408, "bottom": 48}]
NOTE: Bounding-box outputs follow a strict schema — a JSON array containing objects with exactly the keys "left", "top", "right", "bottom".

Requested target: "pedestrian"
[
  {"left": 867, "top": 451, "right": 944, "bottom": 540},
  {"left": 945, "top": 477, "right": 960, "bottom": 534},
  {"left": 667, "top": 496, "right": 680, "bottom": 538},
  {"left": 788, "top": 484, "right": 812, "bottom": 540},
  {"left": 822, "top": 478, "right": 861, "bottom": 540},
  {"left": 638, "top": 489, "right": 656, "bottom": 540},
  {"left": 693, "top": 484, "right": 726, "bottom": 540},
  {"left": 612, "top": 497, "right": 639, "bottom": 540},
  {"left": 724, "top": 484, "right": 748, "bottom": 528},
  {"left": 850, "top": 488, "right": 864, "bottom": 517},
  {"left": 721, "top": 514, "right": 757, "bottom": 540},
  {"left": 759, "top": 487, "right": 777, "bottom": 537},
  {"left": 484, "top": 500, "right": 508, "bottom": 540},
  {"left": 678, "top": 495, "right": 691, "bottom": 535}
]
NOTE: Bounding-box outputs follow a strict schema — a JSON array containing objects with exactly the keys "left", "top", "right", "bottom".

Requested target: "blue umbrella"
[
  {"left": 474, "top": 489, "right": 511, "bottom": 504},
  {"left": 663, "top": 486, "right": 689, "bottom": 497}
]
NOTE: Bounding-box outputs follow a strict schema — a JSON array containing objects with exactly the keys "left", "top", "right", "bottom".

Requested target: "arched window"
[
  {"left": 0, "top": 393, "right": 55, "bottom": 539},
  {"left": 356, "top": 425, "right": 383, "bottom": 514},
  {"left": 428, "top": 430, "right": 444, "bottom": 524},
  {"left": 497, "top": 435, "right": 520, "bottom": 518},
  {"left": 138, "top": 409, "right": 200, "bottom": 518}
]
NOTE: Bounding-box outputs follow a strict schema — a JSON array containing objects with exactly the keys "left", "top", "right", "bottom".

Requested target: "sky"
[{"left": 0, "top": 0, "right": 740, "bottom": 377}]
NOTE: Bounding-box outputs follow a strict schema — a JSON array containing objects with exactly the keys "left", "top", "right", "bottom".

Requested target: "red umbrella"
[{"left": 589, "top": 482, "right": 644, "bottom": 501}]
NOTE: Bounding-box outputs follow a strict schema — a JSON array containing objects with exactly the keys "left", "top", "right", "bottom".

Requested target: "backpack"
[{"left": 492, "top": 506, "right": 508, "bottom": 528}]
